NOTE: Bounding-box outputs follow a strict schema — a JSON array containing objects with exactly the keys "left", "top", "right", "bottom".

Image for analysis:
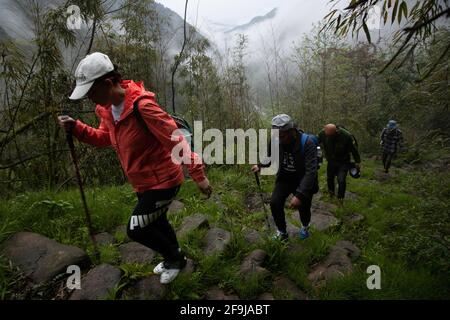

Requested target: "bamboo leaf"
[
  {"left": 392, "top": 0, "right": 399, "bottom": 24},
  {"left": 363, "top": 20, "right": 371, "bottom": 43},
  {"left": 399, "top": 1, "right": 408, "bottom": 24},
  {"left": 335, "top": 15, "right": 342, "bottom": 33},
  {"left": 324, "top": 9, "right": 337, "bottom": 21}
]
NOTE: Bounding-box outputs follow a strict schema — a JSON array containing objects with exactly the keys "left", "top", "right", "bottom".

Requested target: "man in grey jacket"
[{"left": 252, "top": 114, "right": 319, "bottom": 241}]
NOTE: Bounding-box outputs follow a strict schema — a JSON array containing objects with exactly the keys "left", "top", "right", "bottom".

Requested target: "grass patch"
[{"left": 0, "top": 159, "right": 448, "bottom": 299}]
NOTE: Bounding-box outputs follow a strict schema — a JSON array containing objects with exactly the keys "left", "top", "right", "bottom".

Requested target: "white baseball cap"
[
  {"left": 69, "top": 52, "right": 114, "bottom": 100},
  {"left": 272, "top": 114, "right": 295, "bottom": 131}
]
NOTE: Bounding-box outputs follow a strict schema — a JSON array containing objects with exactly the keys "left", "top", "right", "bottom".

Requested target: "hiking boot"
[
  {"left": 272, "top": 230, "right": 289, "bottom": 242},
  {"left": 160, "top": 257, "right": 187, "bottom": 284},
  {"left": 299, "top": 227, "right": 310, "bottom": 240}
]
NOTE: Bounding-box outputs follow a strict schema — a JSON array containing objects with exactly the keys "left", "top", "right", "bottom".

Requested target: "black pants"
[
  {"left": 327, "top": 162, "right": 348, "bottom": 199},
  {"left": 127, "top": 186, "right": 184, "bottom": 267},
  {"left": 270, "top": 179, "right": 313, "bottom": 233},
  {"left": 382, "top": 152, "right": 394, "bottom": 172}
]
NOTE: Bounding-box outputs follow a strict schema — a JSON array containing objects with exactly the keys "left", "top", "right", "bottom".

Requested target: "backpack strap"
[
  {"left": 133, "top": 98, "right": 151, "bottom": 134},
  {"left": 300, "top": 133, "right": 308, "bottom": 156}
]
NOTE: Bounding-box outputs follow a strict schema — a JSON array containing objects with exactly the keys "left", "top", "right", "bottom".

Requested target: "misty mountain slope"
[
  {"left": 226, "top": 8, "right": 278, "bottom": 34},
  {"left": 203, "top": 0, "right": 330, "bottom": 53},
  {"left": 199, "top": 0, "right": 407, "bottom": 111},
  {"left": 0, "top": 0, "right": 205, "bottom": 59}
]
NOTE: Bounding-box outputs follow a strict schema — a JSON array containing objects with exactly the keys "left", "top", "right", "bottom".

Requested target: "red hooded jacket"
[{"left": 73, "top": 80, "right": 206, "bottom": 193}]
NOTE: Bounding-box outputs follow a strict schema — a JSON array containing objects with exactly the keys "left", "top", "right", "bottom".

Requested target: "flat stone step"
[
  {"left": 203, "top": 228, "right": 231, "bottom": 255},
  {"left": 258, "top": 292, "right": 275, "bottom": 300},
  {"left": 239, "top": 249, "right": 269, "bottom": 279},
  {"left": 119, "top": 242, "right": 155, "bottom": 265},
  {"left": 177, "top": 213, "right": 209, "bottom": 238},
  {"left": 272, "top": 276, "right": 307, "bottom": 300},
  {"left": 69, "top": 264, "right": 122, "bottom": 300},
  {"left": 311, "top": 211, "right": 339, "bottom": 231},
  {"left": 122, "top": 275, "right": 168, "bottom": 300},
  {"left": 312, "top": 200, "right": 338, "bottom": 212},
  {"left": 93, "top": 232, "right": 115, "bottom": 246},
  {"left": 204, "top": 286, "right": 239, "bottom": 300},
  {"left": 245, "top": 193, "right": 271, "bottom": 212},
  {"left": 243, "top": 228, "right": 262, "bottom": 245},
  {"left": 307, "top": 240, "right": 361, "bottom": 287},
  {"left": 167, "top": 200, "right": 185, "bottom": 216},
  {"left": 1, "top": 232, "right": 90, "bottom": 284}
]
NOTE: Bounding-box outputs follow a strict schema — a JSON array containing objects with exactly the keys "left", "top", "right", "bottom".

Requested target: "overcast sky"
[{"left": 158, "top": 0, "right": 334, "bottom": 30}]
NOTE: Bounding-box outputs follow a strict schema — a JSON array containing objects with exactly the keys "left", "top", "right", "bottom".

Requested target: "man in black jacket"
[
  {"left": 318, "top": 124, "right": 361, "bottom": 204},
  {"left": 252, "top": 114, "right": 319, "bottom": 241}
]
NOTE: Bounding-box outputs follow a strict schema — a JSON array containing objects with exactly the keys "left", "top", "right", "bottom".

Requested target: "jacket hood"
[
  {"left": 122, "top": 80, "right": 155, "bottom": 108},
  {"left": 96, "top": 80, "right": 156, "bottom": 120}
]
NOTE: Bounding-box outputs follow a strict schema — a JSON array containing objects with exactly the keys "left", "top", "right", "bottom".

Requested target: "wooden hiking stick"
[
  {"left": 66, "top": 130, "right": 99, "bottom": 258},
  {"left": 254, "top": 172, "right": 272, "bottom": 231}
]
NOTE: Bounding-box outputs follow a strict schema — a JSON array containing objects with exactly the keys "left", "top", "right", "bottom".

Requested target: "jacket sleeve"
[
  {"left": 72, "top": 110, "right": 112, "bottom": 148},
  {"left": 295, "top": 139, "right": 318, "bottom": 200},
  {"left": 380, "top": 128, "right": 386, "bottom": 144},
  {"left": 138, "top": 99, "right": 206, "bottom": 183},
  {"left": 349, "top": 135, "right": 361, "bottom": 163}
]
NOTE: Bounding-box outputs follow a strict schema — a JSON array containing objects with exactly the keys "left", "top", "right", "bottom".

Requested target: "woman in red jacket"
[{"left": 58, "top": 52, "right": 212, "bottom": 284}]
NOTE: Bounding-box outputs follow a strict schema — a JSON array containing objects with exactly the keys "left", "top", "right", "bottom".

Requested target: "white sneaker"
[
  {"left": 153, "top": 262, "right": 166, "bottom": 275},
  {"left": 272, "top": 230, "right": 288, "bottom": 241},
  {"left": 160, "top": 268, "right": 181, "bottom": 284}
]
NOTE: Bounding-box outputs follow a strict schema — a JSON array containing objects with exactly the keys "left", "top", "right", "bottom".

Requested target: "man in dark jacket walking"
[
  {"left": 252, "top": 114, "right": 319, "bottom": 241},
  {"left": 318, "top": 124, "right": 360, "bottom": 204},
  {"left": 380, "top": 120, "right": 405, "bottom": 173}
]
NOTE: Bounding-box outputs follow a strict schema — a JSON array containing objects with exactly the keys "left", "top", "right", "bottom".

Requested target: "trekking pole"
[
  {"left": 254, "top": 172, "right": 272, "bottom": 231},
  {"left": 66, "top": 130, "right": 99, "bottom": 259}
]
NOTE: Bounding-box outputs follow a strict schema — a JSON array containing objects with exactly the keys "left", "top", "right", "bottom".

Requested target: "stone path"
[{"left": 2, "top": 193, "right": 364, "bottom": 300}]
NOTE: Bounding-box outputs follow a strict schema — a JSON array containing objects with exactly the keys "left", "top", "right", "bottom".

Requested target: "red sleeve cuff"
[
  {"left": 189, "top": 165, "right": 206, "bottom": 183},
  {"left": 72, "top": 120, "right": 85, "bottom": 138}
]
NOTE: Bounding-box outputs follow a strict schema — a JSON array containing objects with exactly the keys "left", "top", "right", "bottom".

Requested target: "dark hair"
[{"left": 94, "top": 64, "right": 122, "bottom": 85}]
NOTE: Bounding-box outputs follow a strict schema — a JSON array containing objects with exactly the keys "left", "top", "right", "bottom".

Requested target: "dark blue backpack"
[{"left": 300, "top": 132, "right": 323, "bottom": 167}]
